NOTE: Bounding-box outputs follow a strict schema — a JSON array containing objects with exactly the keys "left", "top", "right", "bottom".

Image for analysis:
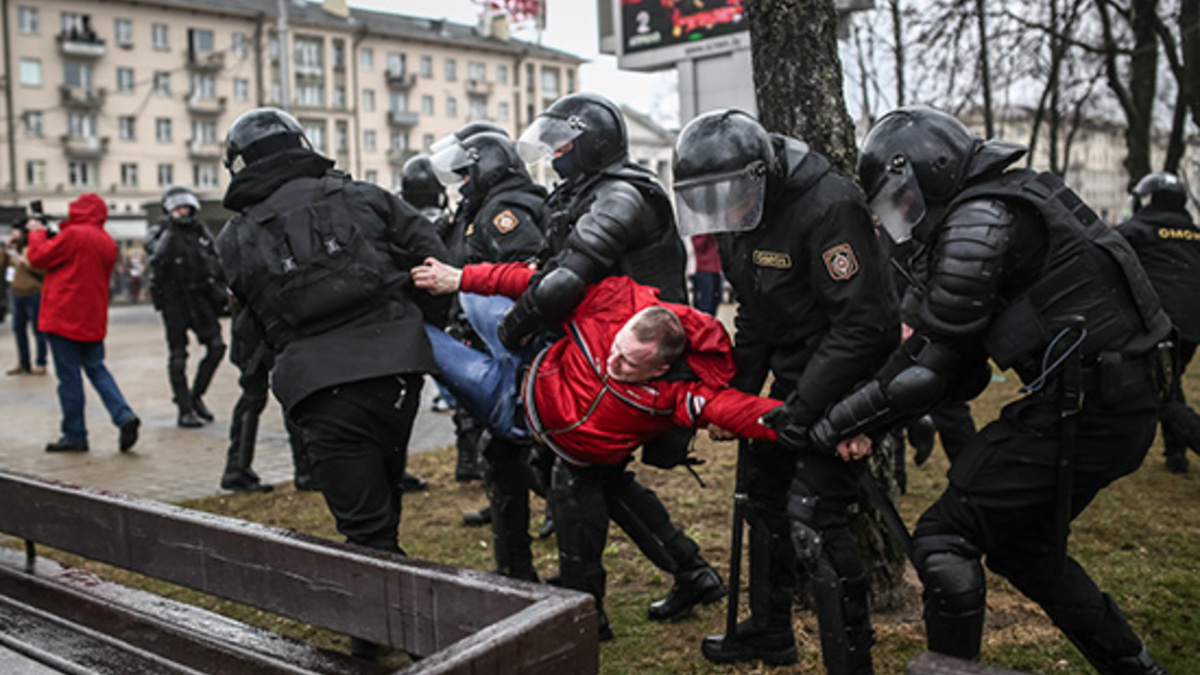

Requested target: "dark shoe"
[
  {"left": 701, "top": 619, "right": 797, "bottom": 666},
  {"left": 648, "top": 565, "right": 727, "bottom": 622},
  {"left": 6, "top": 366, "right": 30, "bottom": 376},
  {"left": 192, "top": 397, "right": 214, "bottom": 422},
  {"left": 908, "top": 415, "right": 937, "bottom": 466},
  {"left": 46, "top": 438, "right": 88, "bottom": 453},
  {"left": 463, "top": 505, "right": 492, "bottom": 527},
  {"left": 119, "top": 416, "right": 140, "bottom": 452},
  {"left": 1166, "top": 453, "right": 1189, "bottom": 474},
  {"left": 221, "top": 475, "right": 274, "bottom": 493},
  {"left": 294, "top": 474, "right": 319, "bottom": 491},
  {"left": 598, "top": 609, "right": 614, "bottom": 643},
  {"left": 399, "top": 472, "right": 427, "bottom": 493},
  {"left": 177, "top": 411, "right": 204, "bottom": 429}
]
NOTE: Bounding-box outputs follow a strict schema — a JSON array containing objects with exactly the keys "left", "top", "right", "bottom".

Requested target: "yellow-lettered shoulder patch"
[
  {"left": 752, "top": 250, "right": 792, "bottom": 269},
  {"left": 822, "top": 243, "right": 859, "bottom": 281},
  {"left": 492, "top": 210, "right": 519, "bottom": 234}
]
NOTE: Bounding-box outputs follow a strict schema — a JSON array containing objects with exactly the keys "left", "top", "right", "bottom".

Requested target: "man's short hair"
[{"left": 628, "top": 306, "right": 687, "bottom": 366}]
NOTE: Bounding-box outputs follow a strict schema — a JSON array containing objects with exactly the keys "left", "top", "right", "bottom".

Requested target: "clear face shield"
[
  {"left": 672, "top": 161, "right": 768, "bottom": 237},
  {"left": 430, "top": 137, "right": 469, "bottom": 187},
  {"left": 516, "top": 115, "right": 585, "bottom": 164},
  {"left": 868, "top": 156, "right": 926, "bottom": 244}
]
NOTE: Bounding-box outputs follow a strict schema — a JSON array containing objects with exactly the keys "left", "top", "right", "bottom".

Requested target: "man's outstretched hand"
[
  {"left": 411, "top": 257, "right": 462, "bottom": 295},
  {"left": 761, "top": 406, "right": 873, "bottom": 462}
]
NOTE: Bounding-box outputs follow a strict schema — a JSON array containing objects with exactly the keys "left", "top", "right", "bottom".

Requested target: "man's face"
[
  {"left": 607, "top": 320, "right": 669, "bottom": 383},
  {"left": 170, "top": 205, "right": 194, "bottom": 220}
]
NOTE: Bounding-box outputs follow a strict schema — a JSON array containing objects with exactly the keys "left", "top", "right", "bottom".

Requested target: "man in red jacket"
[
  {"left": 26, "top": 193, "right": 140, "bottom": 453},
  {"left": 414, "top": 258, "right": 870, "bottom": 641}
]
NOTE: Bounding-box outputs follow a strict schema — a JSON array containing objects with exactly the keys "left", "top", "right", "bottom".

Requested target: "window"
[
  {"left": 446, "top": 96, "right": 457, "bottom": 118},
  {"left": 190, "top": 74, "right": 216, "bottom": 100},
  {"left": 469, "top": 99, "right": 487, "bottom": 121},
  {"left": 335, "top": 122, "right": 348, "bottom": 153},
  {"left": 22, "top": 111, "right": 43, "bottom": 137},
  {"left": 294, "top": 36, "right": 323, "bottom": 75},
  {"left": 567, "top": 69, "right": 575, "bottom": 94},
  {"left": 25, "top": 160, "right": 46, "bottom": 187},
  {"left": 153, "top": 71, "right": 170, "bottom": 95},
  {"left": 193, "top": 164, "right": 220, "bottom": 188},
  {"left": 541, "top": 67, "right": 560, "bottom": 98},
  {"left": 121, "top": 163, "right": 138, "bottom": 187},
  {"left": 189, "top": 28, "right": 214, "bottom": 55},
  {"left": 390, "top": 131, "right": 409, "bottom": 152},
  {"left": 387, "top": 52, "right": 405, "bottom": 75},
  {"left": 332, "top": 39, "right": 345, "bottom": 71},
  {"left": 362, "top": 89, "right": 375, "bottom": 112},
  {"left": 498, "top": 101, "right": 510, "bottom": 123},
  {"left": 420, "top": 55, "right": 432, "bottom": 78},
  {"left": 114, "top": 18, "right": 132, "bottom": 45},
  {"left": 296, "top": 83, "right": 324, "bottom": 107},
  {"left": 116, "top": 67, "right": 134, "bottom": 93},
  {"left": 445, "top": 58, "right": 457, "bottom": 81},
  {"left": 497, "top": 65, "right": 508, "bottom": 85},
  {"left": 18, "top": 7, "right": 38, "bottom": 35},
  {"left": 421, "top": 95, "right": 434, "bottom": 116},
  {"left": 192, "top": 119, "right": 218, "bottom": 144},
  {"left": 156, "top": 118, "right": 172, "bottom": 142},
  {"left": 118, "top": 116, "right": 136, "bottom": 140},
  {"left": 363, "top": 129, "right": 377, "bottom": 152},
  {"left": 152, "top": 23, "right": 168, "bottom": 50},
  {"left": 68, "top": 161, "right": 98, "bottom": 188},
  {"left": 303, "top": 121, "right": 326, "bottom": 154},
  {"left": 232, "top": 33, "right": 248, "bottom": 59},
  {"left": 360, "top": 47, "right": 373, "bottom": 71},
  {"left": 233, "top": 78, "right": 249, "bottom": 102},
  {"left": 64, "top": 62, "right": 94, "bottom": 91},
  {"left": 389, "top": 91, "right": 408, "bottom": 113},
  {"left": 61, "top": 12, "right": 92, "bottom": 38},
  {"left": 392, "top": 170, "right": 404, "bottom": 192},
  {"left": 270, "top": 81, "right": 282, "bottom": 105},
  {"left": 364, "top": 169, "right": 378, "bottom": 184},
  {"left": 333, "top": 85, "right": 346, "bottom": 109},
  {"left": 19, "top": 58, "right": 41, "bottom": 86},
  {"left": 423, "top": 133, "right": 435, "bottom": 151},
  {"left": 157, "top": 163, "right": 173, "bottom": 187},
  {"left": 468, "top": 62, "right": 486, "bottom": 82},
  {"left": 67, "top": 112, "right": 96, "bottom": 139}
]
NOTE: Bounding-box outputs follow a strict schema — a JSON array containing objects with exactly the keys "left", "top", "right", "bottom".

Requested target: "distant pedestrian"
[
  {"left": 690, "top": 233, "right": 723, "bottom": 315},
  {"left": 3, "top": 223, "right": 48, "bottom": 376},
  {"left": 26, "top": 193, "right": 140, "bottom": 454}
]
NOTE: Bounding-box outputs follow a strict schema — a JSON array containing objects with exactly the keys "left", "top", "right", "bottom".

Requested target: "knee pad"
[
  {"left": 204, "top": 338, "right": 227, "bottom": 360},
  {"left": 787, "top": 493, "right": 822, "bottom": 567},
  {"left": 919, "top": 549, "right": 985, "bottom": 616},
  {"left": 168, "top": 347, "right": 188, "bottom": 369}
]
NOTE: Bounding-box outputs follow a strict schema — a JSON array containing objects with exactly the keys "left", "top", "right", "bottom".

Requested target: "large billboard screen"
[{"left": 621, "top": 0, "right": 747, "bottom": 55}]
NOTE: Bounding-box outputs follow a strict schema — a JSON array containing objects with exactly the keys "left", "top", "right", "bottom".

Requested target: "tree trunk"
[
  {"left": 1182, "top": 0, "right": 1200, "bottom": 131},
  {"left": 974, "top": 0, "right": 995, "bottom": 138},
  {"left": 746, "top": 0, "right": 908, "bottom": 608},
  {"left": 890, "top": 0, "right": 907, "bottom": 107}
]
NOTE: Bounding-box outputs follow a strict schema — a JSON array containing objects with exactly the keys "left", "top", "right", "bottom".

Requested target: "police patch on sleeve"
[
  {"left": 492, "top": 210, "right": 519, "bottom": 234},
  {"left": 822, "top": 243, "right": 859, "bottom": 281}
]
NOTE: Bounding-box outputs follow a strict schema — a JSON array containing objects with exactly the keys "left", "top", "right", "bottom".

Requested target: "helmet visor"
[
  {"left": 673, "top": 161, "right": 767, "bottom": 237},
  {"left": 868, "top": 158, "right": 926, "bottom": 244},
  {"left": 516, "top": 115, "right": 584, "bottom": 164},
  {"left": 430, "top": 142, "right": 468, "bottom": 187}
]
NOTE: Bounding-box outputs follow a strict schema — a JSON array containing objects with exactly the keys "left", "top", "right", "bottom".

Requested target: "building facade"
[{"left": 0, "top": 0, "right": 582, "bottom": 236}]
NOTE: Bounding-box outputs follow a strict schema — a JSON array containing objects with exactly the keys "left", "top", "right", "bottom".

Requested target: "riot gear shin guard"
[
  {"left": 192, "top": 337, "right": 226, "bottom": 401},
  {"left": 485, "top": 439, "right": 536, "bottom": 581},
  {"left": 918, "top": 549, "right": 986, "bottom": 660}
]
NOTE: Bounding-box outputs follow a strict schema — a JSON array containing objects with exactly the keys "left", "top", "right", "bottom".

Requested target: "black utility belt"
[{"left": 1078, "top": 350, "right": 1162, "bottom": 407}]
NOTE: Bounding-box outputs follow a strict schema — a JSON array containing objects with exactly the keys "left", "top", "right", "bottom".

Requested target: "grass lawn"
[{"left": 32, "top": 365, "right": 1200, "bottom": 674}]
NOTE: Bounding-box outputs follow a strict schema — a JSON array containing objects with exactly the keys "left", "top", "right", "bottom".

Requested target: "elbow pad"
[
  {"left": 812, "top": 365, "right": 944, "bottom": 448},
  {"left": 496, "top": 266, "right": 587, "bottom": 349}
]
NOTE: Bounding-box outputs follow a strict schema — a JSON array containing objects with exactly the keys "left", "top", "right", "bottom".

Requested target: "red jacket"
[
  {"left": 27, "top": 193, "right": 117, "bottom": 342},
  {"left": 462, "top": 263, "right": 780, "bottom": 467}
]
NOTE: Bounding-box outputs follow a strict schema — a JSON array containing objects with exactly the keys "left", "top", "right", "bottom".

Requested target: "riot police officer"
[
  {"left": 217, "top": 108, "right": 451, "bottom": 562},
  {"left": 808, "top": 106, "right": 1171, "bottom": 674},
  {"left": 1118, "top": 172, "right": 1200, "bottom": 474},
  {"left": 672, "top": 109, "right": 898, "bottom": 672},
  {"left": 147, "top": 185, "right": 227, "bottom": 428},
  {"left": 505, "top": 92, "right": 723, "bottom": 641},
  {"left": 427, "top": 130, "right": 549, "bottom": 581}
]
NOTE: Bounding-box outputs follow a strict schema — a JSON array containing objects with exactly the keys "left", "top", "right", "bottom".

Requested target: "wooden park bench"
[{"left": 0, "top": 469, "right": 597, "bottom": 674}]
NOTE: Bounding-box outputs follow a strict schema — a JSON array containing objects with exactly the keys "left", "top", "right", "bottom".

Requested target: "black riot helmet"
[
  {"left": 400, "top": 155, "right": 447, "bottom": 209},
  {"left": 223, "top": 107, "right": 313, "bottom": 175},
  {"left": 162, "top": 184, "right": 200, "bottom": 218},
  {"left": 672, "top": 109, "right": 773, "bottom": 237},
  {"left": 517, "top": 92, "right": 627, "bottom": 178},
  {"left": 1131, "top": 172, "right": 1188, "bottom": 213},
  {"left": 429, "top": 122, "right": 510, "bottom": 185},
  {"left": 859, "top": 106, "right": 979, "bottom": 244},
  {"left": 444, "top": 132, "right": 529, "bottom": 196}
]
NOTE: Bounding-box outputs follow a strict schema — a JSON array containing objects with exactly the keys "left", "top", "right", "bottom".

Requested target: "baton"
[{"left": 724, "top": 439, "right": 750, "bottom": 638}]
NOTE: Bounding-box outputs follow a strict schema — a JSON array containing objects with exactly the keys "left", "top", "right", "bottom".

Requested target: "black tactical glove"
[
  {"left": 497, "top": 295, "right": 543, "bottom": 351},
  {"left": 761, "top": 405, "right": 815, "bottom": 455}
]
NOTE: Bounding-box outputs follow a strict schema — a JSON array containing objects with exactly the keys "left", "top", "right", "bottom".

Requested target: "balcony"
[
  {"left": 186, "top": 94, "right": 227, "bottom": 116},
  {"left": 466, "top": 78, "right": 493, "bottom": 97},
  {"left": 60, "top": 85, "right": 106, "bottom": 109},
  {"left": 58, "top": 31, "right": 106, "bottom": 58},
  {"left": 60, "top": 135, "right": 109, "bottom": 158},
  {"left": 188, "top": 138, "right": 224, "bottom": 161},
  {"left": 388, "top": 109, "right": 419, "bottom": 127},
  {"left": 386, "top": 70, "right": 417, "bottom": 90},
  {"left": 187, "top": 51, "right": 225, "bottom": 73},
  {"left": 387, "top": 148, "right": 418, "bottom": 166}
]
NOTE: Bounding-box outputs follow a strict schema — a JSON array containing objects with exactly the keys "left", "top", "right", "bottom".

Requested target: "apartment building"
[{"left": 0, "top": 0, "right": 582, "bottom": 237}]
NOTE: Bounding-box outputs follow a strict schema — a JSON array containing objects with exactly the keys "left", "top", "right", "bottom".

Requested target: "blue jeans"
[
  {"left": 46, "top": 333, "right": 136, "bottom": 445},
  {"left": 691, "top": 272, "right": 723, "bottom": 316},
  {"left": 424, "top": 294, "right": 533, "bottom": 440},
  {"left": 12, "top": 294, "right": 47, "bottom": 370}
]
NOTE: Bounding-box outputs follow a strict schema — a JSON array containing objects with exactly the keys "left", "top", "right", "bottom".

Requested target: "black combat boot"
[
  {"left": 701, "top": 611, "right": 797, "bottom": 666},
  {"left": 648, "top": 564, "right": 726, "bottom": 621},
  {"left": 178, "top": 409, "right": 204, "bottom": 428}
]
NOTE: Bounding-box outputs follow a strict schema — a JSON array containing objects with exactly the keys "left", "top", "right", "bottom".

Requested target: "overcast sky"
[{"left": 346, "top": 0, "right": 679, "bottom": 124}]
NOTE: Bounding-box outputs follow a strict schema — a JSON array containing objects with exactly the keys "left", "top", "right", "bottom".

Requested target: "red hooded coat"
[
  {"left": 461, "top": 262, "right": 780, "bottom": 467},
  {"left": 27, "top": 193, "right": 117, "bottom": 342}
]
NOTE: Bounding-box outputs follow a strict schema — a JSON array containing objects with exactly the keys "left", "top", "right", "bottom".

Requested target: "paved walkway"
[{"left": 0, "top": 303, "right": 456, "bottom": 503}]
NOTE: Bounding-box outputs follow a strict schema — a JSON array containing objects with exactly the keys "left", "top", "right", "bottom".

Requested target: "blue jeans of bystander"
[{"left": 46, "top": 333, "right": 137, "bottom": 445}]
